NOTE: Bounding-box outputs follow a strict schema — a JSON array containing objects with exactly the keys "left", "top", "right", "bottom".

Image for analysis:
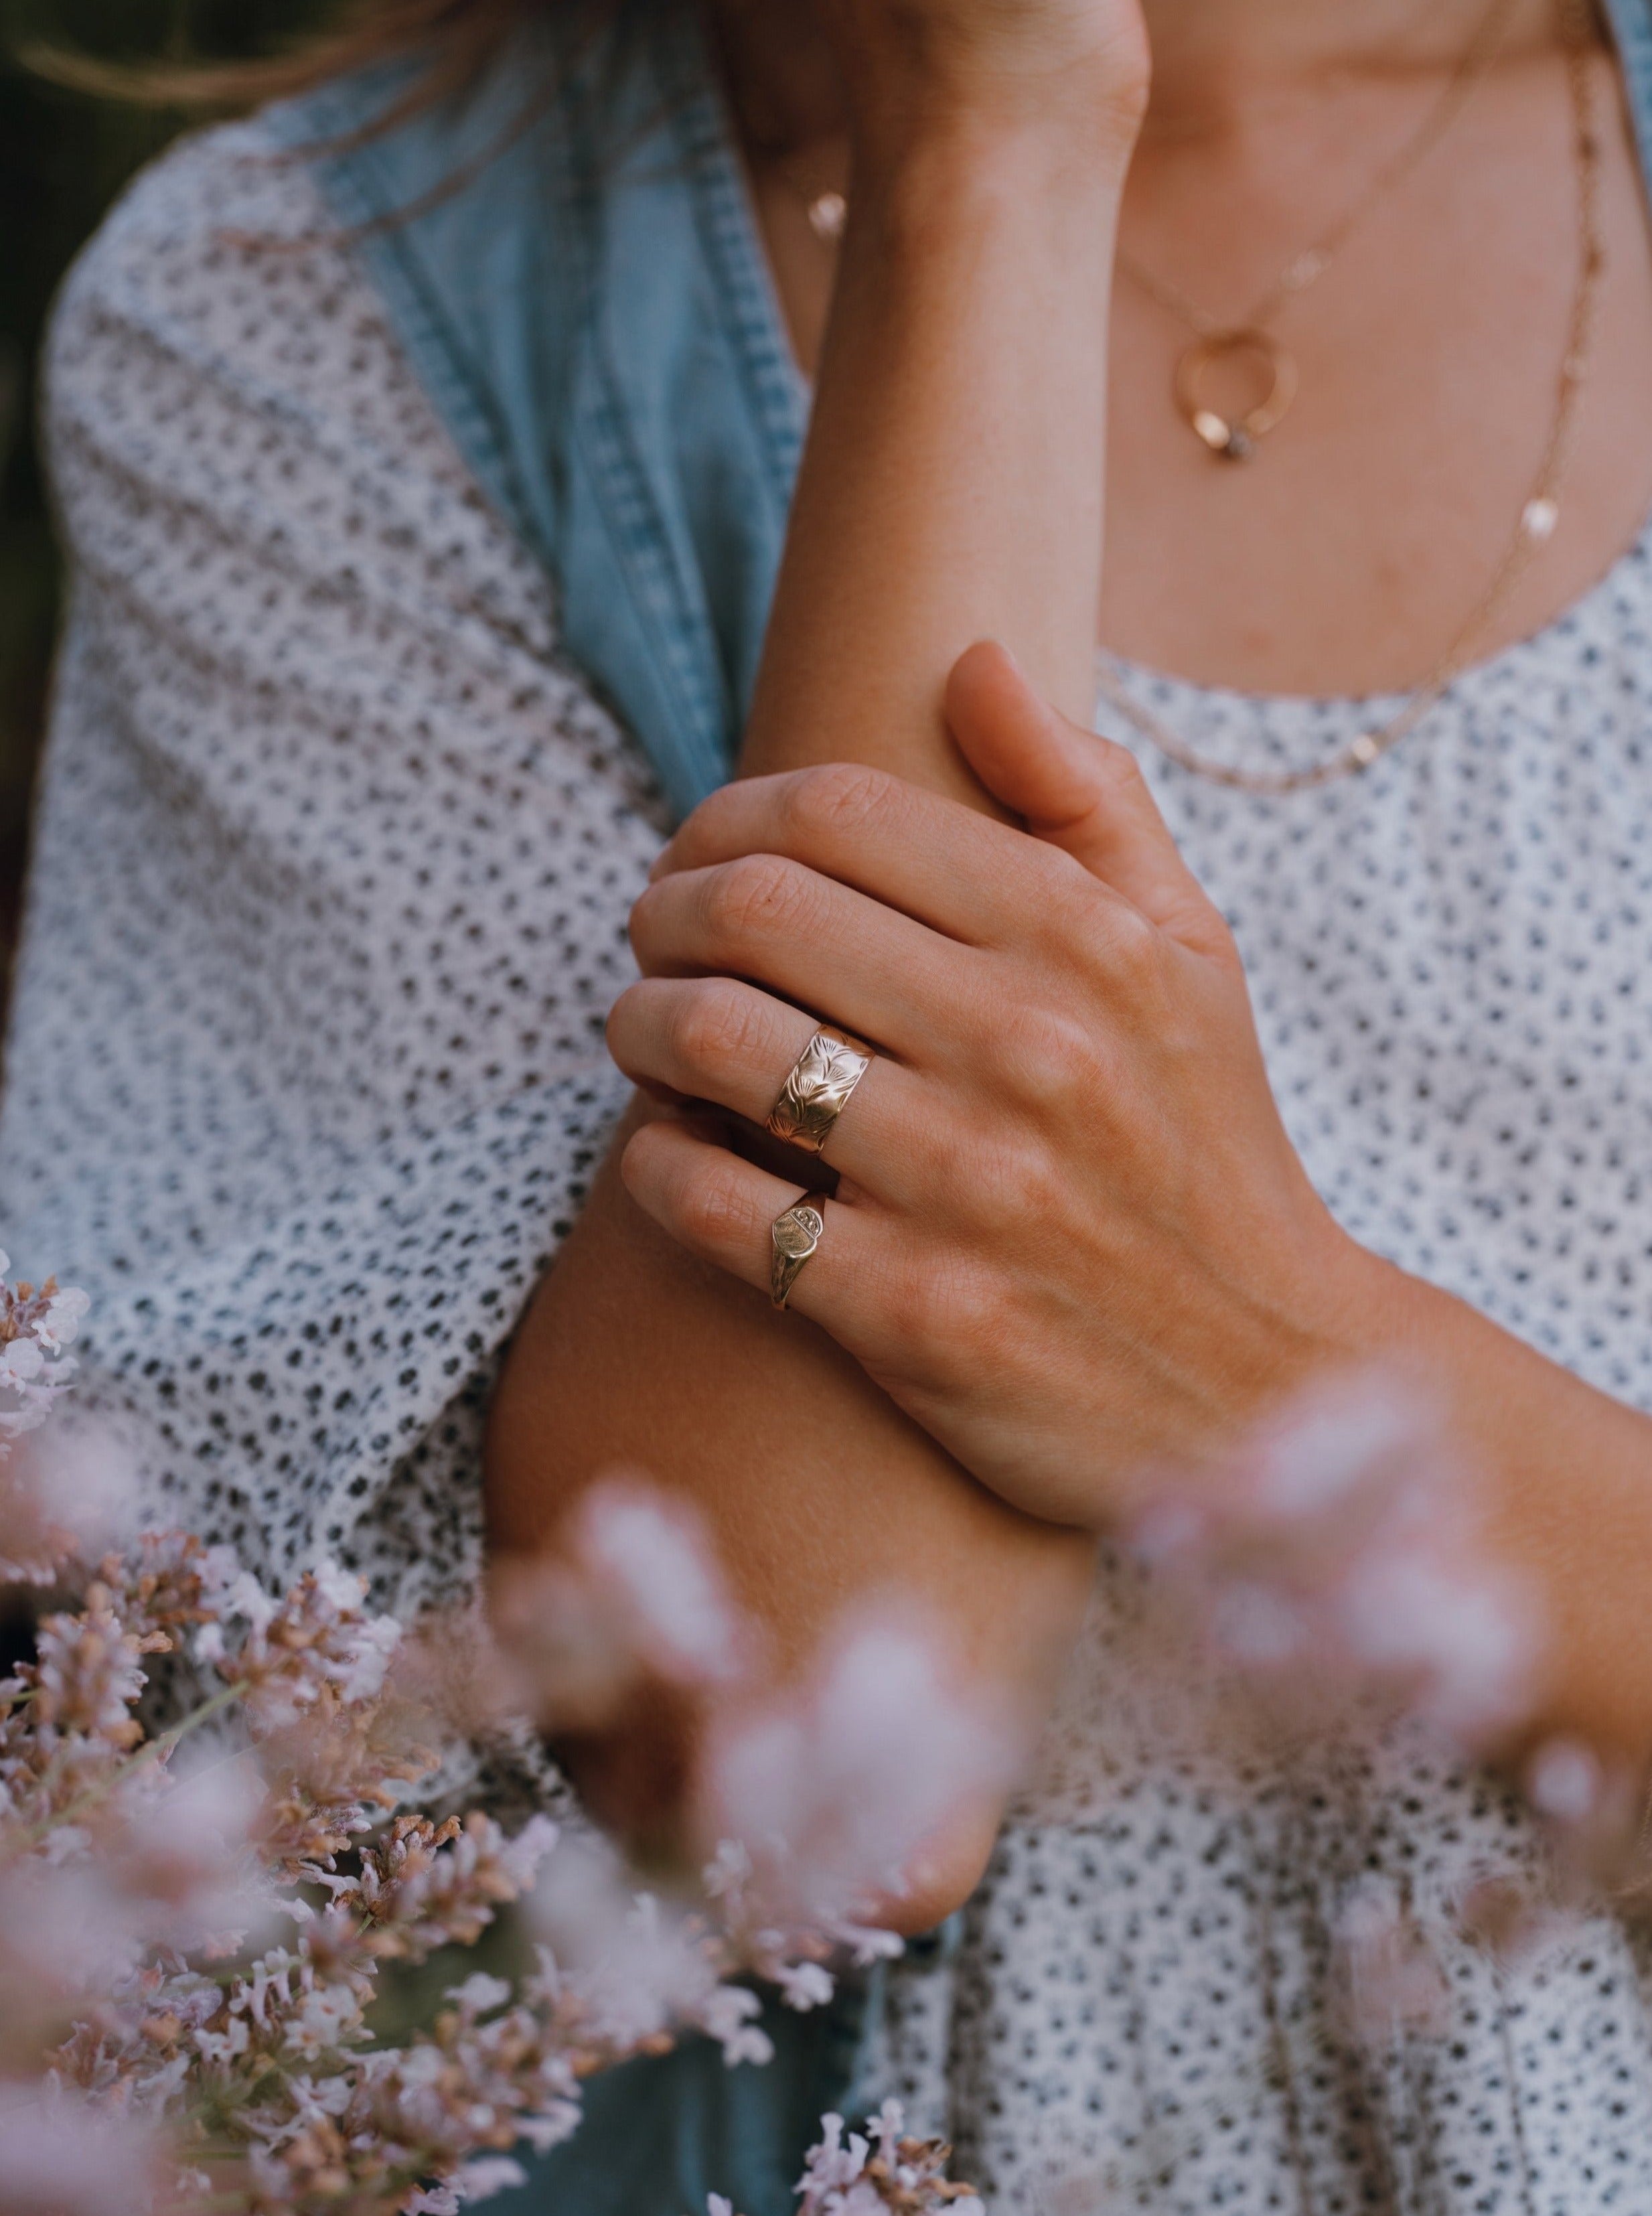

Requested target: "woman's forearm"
[
  {"left": 1345, "top": 1245, "right": 1652, "bottom": 1776},
  {"left": 485, "top": 90, "right": 1142, "bottom": 1908},
  {"left": 743, "top": 118, "right": 1124, "bottom": 784}
]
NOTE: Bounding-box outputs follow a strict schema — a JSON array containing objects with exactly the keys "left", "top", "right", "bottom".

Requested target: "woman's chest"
[
  {"left": 1116, "top": 583, "right": 1652, "bottom": 1400},
  {"left": 1099, "top": 50, "right": 1652, "bottom": 705}
]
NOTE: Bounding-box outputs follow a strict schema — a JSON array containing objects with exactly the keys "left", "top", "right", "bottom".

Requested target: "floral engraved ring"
[
  {"left": 769, "top": 1200, "right": 826, "bottom": 1310},
  {"left": 765, "top": 1029, "right": 875, "bottom": 1157}
]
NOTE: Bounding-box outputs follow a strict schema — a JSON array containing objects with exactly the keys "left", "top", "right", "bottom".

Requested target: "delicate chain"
[
  {"left": 1116, "top": 0, "right": 1524, "bottom": 341},
  {"left": 1098, "top": 0, "right": 1606, "bottom": 797}
]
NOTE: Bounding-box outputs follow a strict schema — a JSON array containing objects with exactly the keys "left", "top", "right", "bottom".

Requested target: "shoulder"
[
  {"left": 50, "top": 115, "right": 502, "bottom": 516},
  {"left": 51, "top": 112, "right": 356, "bottom": 410},
  {"left": 45, "top": 108, "right": 569, "bottom": 672},
  {"left": 48, "top": 112, "right": 465, "bottom": 482}
]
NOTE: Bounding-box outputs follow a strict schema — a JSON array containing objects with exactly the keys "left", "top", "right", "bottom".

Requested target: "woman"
[{"left": 7, "top": 0, "right": 1652, "bottom": 2205}]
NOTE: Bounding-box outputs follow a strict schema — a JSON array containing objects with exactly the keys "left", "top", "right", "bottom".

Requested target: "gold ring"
[
  {"left": 770, "top": 1199, "right": 826, "bottom": 1309},
  {"left": 765, "top": 1029, "right": 874, "bottom": 1157}
]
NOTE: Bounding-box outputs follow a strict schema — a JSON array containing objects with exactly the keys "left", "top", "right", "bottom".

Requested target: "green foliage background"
[{"left": 0, "top": 1, "right": 331, "bottom": 966}]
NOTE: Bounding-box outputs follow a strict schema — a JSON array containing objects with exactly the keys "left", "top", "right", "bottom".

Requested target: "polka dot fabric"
[
  {"left": 2, "top": 120, "right": 658, "bottom": 1619},
  {"left": 873, "top": 575, "right": 1652, "bottom": 2205},
  {"left": 8, "top": 116, "right": 1652, "bottom": 2214}
]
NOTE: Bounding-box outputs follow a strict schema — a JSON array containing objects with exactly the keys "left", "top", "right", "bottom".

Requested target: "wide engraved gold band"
[
  {"left": 770, "top": 1199, "right": 826, "bottom": 1310},
  {"left": 765, "top": 1029, "right": 874, "bottom": 1157}
]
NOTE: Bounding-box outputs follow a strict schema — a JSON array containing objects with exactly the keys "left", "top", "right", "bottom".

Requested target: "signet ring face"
[{"left": 769, "top": 1201, "right": 826, "bottom": 1309}]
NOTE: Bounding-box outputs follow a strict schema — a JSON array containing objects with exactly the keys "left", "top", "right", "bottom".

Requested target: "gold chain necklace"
[
  {"left": 778, "top": 0, "right": 1606, "bottom": 799},
  {"left": 1121, "top": 0, "right": 1524, "bottom": 460},
  {"left": 1098, "top": 0, "right": 1605, "bottom": 797}
]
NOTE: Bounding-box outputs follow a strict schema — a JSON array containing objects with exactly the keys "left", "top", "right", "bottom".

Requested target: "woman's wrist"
[
  {"left": 843, "top": 112, "right": 1135, "bottom": 260},
  {"left": 826, "top": 0, "right": 1149, "bottom": 169}
]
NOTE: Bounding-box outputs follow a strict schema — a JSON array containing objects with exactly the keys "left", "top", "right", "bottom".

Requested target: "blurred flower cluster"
[
  {"left": 1117, "top": 1369, "right": 1652, "bottom": 2053},
  {"left": 5, "top": 1246, "right": 1645, "bottom": 2216},
  {"left": 0, "top": 1268, "right": 991, "bottom": 2216},
  {"left": 714, "top": 2099, "right": 983, "bottom": 2216},
  {"left": 1123, "top": 1373, "right": 1537, "bottom": 1753}
]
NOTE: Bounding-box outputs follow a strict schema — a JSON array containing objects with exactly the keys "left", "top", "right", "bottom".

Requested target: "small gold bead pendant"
[{"left": 806, "top": 190, "right": 847, "bottom": 244}]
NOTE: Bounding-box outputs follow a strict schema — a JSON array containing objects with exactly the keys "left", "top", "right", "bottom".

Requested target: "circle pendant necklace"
[
  {"left": 1118, "top": 0, "right": 1523, "bottom": 459},
  {"left": 781, "top": 0, "right": 1606, "bottom": 796},
  {"left": 1098, "top": 0, "right": 1605, "bottom": 794}
]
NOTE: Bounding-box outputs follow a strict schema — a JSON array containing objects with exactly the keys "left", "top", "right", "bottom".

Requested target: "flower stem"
[{"left": 21, "top": 1678, "right": 252, "bottom": 1844}]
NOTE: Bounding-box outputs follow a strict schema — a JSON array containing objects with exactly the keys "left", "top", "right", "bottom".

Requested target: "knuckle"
[
  {"left": 605, "top": 980, "right": 644, "bottom": 1054},
  {"left": 669, "top": 979, "right": 766, "bottom": 1072},
  {"left": 1107, "top": 901, "right": 1160, "bottom": 974},
  {"left": 703, "top": 853, "right": 814, "bottom": 944},
  {"left": 1077, "top": 895, "right": 1163, "bottom": 996},
  {"left": 675, "top": 1163, "right": 751, "bottom": 1252},
  {"left": 1108, "top": 911, "right": 1175, "bottom": 1017},
  {"left": 968, "top": 1130, "right": 1066, "bottom": 1238},
  {"left": 1023, "top": 850, "right": 1116, "bottom": 957},
  {"left": 1093, "top": 735, "right": 1150, "bottom": 802},
  {"left": 996, "top": 999, "right": 1104, "bottom": 1116},
  {"left": 626, "top": 878, "right": 665, "bottom": 955},
  {"left": 892, "top": 1247, "right": 1002, "bottom": 1374},
  {"left": 785, "top": 761, "right": 898, "bottom": 843}
]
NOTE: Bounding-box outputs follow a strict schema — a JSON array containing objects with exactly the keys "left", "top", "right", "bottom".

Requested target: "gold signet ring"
[
  {"left": 766, "top": 1030, "right": 873, "bottom": 1157},
  {"left": 770, "top": 1199, "right": 826, "bottom": 1309}
]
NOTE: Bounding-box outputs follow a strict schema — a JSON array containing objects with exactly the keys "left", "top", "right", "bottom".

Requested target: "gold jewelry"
[
  {"left": 1100, "top": 0, "right": 1605, "bottom": 796},
  {"left": 766, "top": 1029, "right": 874, "bottom": 1157},
  {"left": 770, "top": 1198, "right": 826, "bottom": 1309},
  {"left": 805, "top": 188, "right": 846, "bottom": 243},
  {"left": 774, "top": 154, "right": 848, "bottom": 244},
  {"left": 1173, "top": 328, "right": 1299, "bottom": 463},
  {"left": 1120, "top": 0, "right": 1524, "bottom": 458}
]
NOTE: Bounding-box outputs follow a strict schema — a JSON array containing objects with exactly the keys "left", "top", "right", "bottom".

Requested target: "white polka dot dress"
[
  {"left": 1, "top": 120, "right": 658, "bottom": 1621},
  {"left": 873, "top": 567, "right": 1652, "bottom": 2209},
  {"left": 7, "top": 117, "right": 1652, "bottom": 2213}
]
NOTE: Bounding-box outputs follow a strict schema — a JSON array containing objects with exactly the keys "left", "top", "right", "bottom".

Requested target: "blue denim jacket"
[{"left": 275, "top": 5, "right": 1652, "bottom": 2208}]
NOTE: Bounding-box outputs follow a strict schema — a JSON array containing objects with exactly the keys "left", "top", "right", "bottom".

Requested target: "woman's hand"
[{"left": 610, "top": 645, "right": 1371, "bottom": 1531}]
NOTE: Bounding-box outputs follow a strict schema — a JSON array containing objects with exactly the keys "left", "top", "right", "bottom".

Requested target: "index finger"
[{"left": 653, "top": 763, "right": 1108, "bottom": 950}]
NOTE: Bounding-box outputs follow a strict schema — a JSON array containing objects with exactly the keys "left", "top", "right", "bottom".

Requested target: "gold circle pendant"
[{"left": 1173, "top": 329, "right": 1299, "bottom": 461}]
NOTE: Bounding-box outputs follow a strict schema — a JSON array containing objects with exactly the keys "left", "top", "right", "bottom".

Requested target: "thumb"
[{"left": 946, "top": 640, "right": 1230, "bottom": 958}]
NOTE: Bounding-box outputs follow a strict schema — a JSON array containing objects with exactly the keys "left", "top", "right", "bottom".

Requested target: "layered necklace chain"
[
  {"left": 1098, "top": 0, "right": 1604, "bottom": 795},
  {"left": 1121, "top": 0, "right": 1524, "bottom": 461},
  {"left": 783, "top": 0, "right": 1608, "bottom": 797}
]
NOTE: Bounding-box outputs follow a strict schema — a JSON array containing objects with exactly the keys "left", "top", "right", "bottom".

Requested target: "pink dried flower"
[
  {"left": 704, "top": 1608, "right": 1015, "bottom": 1942},
  {"left": 526, "top": 1836, "right": 773, "bottom": 2068},
  {"left": 575, "top": 1483, "right": 745, "bottom": 1687},
  {"left": 0, "top": 2086, "right": 169, "bottom": 2216},
  {"left": 1517, "top": 1734, "right": 1652, "bottom": 1899},
  {"left": 0, "top": 1430, "right": 127, "bottom": 1593},
  {"left": 1332, "top": 1876, "right": 1454, "bottom": 2051},
  {"left": 486, "top": 1478, "right": 745, "bottom": 1732},
  {"left": 796, "top": 2104, "right": 982, "bottom": 2216},
  {"left": 0, "top": 1262, "right": 88, "bottom": 1460},
  {"left": 210, "top": 1558, "right": 403, "bottom": 1734},
  {"left": 346, "top": 1809, "right": 560, "bottom": 1963},
  {"left": 1454, "top": 1865, "right": 1570, "bottom": 1968},
  {"left": 1125, "top": 1371, "right": 1540, "bottom": 1758}
]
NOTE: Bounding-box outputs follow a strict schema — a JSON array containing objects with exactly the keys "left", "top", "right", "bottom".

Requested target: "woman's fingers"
[
  {"left": 619, "top": 1112, "right": 893, "bottom": 1341},
  {"left": 650, "top": 758, "right": 1110, "bottom": 952},
  {"left": 607, "top": 976, "right": 927, "bottom": 1197},
  {"left": 629, "top": 852, "right": 985, "bottom": 1059},
  {"left": 946, "top": 640, "right": 1234, "bottom": 960}
]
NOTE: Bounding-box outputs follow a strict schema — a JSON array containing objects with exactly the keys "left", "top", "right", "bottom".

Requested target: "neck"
[{"left": 1139, "top": 0, "right": 1572, "bottom": 139}]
